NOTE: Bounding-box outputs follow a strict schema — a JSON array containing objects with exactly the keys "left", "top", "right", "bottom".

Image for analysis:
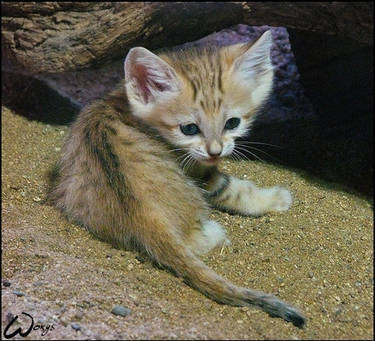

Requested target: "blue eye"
[
  {"left": 224, "top": 117, "right": 241, "bottom": 130},
  {"left": 180, "top": 124, "right": 200, "bottom": 136}
]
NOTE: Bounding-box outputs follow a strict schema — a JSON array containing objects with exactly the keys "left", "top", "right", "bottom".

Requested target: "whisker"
[
  {"left": 179, "top": 153, "right": 191, "bottom": 168},
  {"left": 159, "top": 148, "right": 186, "bottom": 156},
  {"left": 245, "top": 149, "right": 264, "bottom": 162},
  {"left": 235, "top": 145, "right": 267, "bottom": 156},
  {"left": 246, "top": 146, "right": 281, "bottom": 163},
  {"left": 185, "top": 157, "right": 197, "bottom": 174},
  {"left": 183, "top": 155, "right": 192, "bottom": 173},
  {"left": 187, "top": 156, "right": 196, "bottom": 174},
  {"left": 235, "top": 144, "right": 281, "bottom": 163},
  {"left": 172, "top": 147, "right": 188, "bottom": 153},
  {"left": 235, "top": 147, "right": 263, "bottom": 162},
  {"left": 182, "top": 154, "right": 194, "bottom": 174},
  {"left": 232, "top": 149, "right": 251, "bottom": 162},
  {"left": 230, "top": 149, "right": 242, "bottom": 162},
  {"left": 235, "top": 150, "right": 253, "bottom": 162},
  {"left": 229, "top": 152, "right": 239, "bottom": 162},
  {"left": 177, "top": 152, "right": 189, "bottom": 162},
  {"left": 236, "top": 141, "right": 282, "bottom": 149}
]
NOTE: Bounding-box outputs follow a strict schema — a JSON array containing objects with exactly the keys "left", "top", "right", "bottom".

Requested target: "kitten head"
[{"left": 124, "top": 30, "right": 273, "bottom": 166}]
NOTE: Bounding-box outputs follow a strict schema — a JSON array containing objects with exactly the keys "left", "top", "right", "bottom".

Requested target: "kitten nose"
[{"left": 207, "top": 140, "right": 222, "bottom": 157}]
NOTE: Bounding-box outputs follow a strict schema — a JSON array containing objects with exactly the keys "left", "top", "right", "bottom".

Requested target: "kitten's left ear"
[
  {"left": 124, "top": 47, "right": 181, "bottom": 116},
  {"left": 232, "top": 30, "right": 273, "bottom": 81}
]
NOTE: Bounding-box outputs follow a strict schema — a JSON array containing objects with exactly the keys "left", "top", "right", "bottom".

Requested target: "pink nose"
[
  {"left": 207, "top": 141, "right": 222, "bottom": 157},
  {"left": 208, "top": 150, "right": 221, "bottom": 157}
]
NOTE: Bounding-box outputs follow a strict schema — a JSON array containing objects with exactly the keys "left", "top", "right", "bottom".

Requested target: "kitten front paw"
[{"left": 267, "top": 186, "right": 292, "bottom": 212}]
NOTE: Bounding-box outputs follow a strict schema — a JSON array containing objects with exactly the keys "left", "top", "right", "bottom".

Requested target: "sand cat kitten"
[{"left": 50, "top": 30, "right": 305, "bottom": 327}]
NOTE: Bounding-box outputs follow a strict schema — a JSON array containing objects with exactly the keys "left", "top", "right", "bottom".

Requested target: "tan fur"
[{"left": 50, "top": 31, "right": 305, "bottom": 327}]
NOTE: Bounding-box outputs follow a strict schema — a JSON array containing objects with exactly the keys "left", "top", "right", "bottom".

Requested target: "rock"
[
  {"left": 111, "top": 306, "right": 131, "bottom": 317},
  {"left": 6, "top": 312, "right": 15, "bottom": 323},
  {"left": 2, "top": 3, "right": 372, "bottom": 74},
  {"left": 74, "top": 311, "right": 84, "bottom": 321},
  {"left": 71, "top": 323, "right": 81, "bottom": 331},
  {"left": 13, "top": 290, "right": 25, "bottom": 297},
  {"left": 33, "top": 281, "right": 44, "bottom": 287},
  {"left": 3, "top": 280, "right": 11, "bottom": 287}
]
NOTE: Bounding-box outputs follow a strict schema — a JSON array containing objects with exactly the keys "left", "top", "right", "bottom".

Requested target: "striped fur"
[{"left": 50, "top": 30, "right": 305, "bottom": 327}]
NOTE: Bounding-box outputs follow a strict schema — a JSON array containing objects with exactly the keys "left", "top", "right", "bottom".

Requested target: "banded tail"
[{"left": 143, "top": 230, "right": 306, "bottom": 328}]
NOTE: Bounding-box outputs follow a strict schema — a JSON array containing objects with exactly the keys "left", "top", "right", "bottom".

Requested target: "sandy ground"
[{"left": 2, "top": 105, "right": 373, "bottom": 339}]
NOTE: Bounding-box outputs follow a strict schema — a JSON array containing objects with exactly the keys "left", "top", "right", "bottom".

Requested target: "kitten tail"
[{"left": 145, "top": 230, "right": 306, "bottom": 328}]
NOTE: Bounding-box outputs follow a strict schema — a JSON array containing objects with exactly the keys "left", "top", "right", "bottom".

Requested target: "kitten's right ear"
[{"left": 124, "top": 47, "right": 181, "bottom": 116}]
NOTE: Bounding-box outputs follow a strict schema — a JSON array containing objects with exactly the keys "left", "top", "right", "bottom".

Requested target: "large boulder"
[{"left": 2, "top": 2, "right": 372, "bottom": 74}]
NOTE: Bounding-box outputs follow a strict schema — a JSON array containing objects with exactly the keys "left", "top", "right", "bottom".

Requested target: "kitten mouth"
[{"left": 200, "top": 157, "right": 220, "bottom": 166}]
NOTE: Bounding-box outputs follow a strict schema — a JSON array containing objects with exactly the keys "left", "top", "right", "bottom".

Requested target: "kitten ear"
[
  {"left": 124, "top": 47, "right": 181, "bottom": 114},
  {"left": 232, "top": 30, "right": 273, "bottom": 81}
]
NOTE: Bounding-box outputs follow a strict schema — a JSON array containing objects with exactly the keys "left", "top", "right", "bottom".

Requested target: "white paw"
[
  {"left": 202, "top": 220, "right": 230, "bottom": 247},
  {"left": 268, "top": 186, "right": 293, "bottom": 212},
  {"left": 192, "top": 220, "right": 230, "bottom": 255}
]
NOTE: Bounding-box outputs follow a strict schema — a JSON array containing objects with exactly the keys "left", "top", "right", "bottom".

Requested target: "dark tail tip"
[
  {"left": 244, "top": 290, "right": 306, "bottom": 328},
  {"left": 284, "top": 308, "right": 306, "bottom": 328}
]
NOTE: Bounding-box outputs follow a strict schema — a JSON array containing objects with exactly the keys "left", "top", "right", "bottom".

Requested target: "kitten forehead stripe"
[
  {"left": 190, "top": 79, "right": 197, "bottom": 102},
  {"left": 217, "top": 58, "right": 223, "bottom": 93}
]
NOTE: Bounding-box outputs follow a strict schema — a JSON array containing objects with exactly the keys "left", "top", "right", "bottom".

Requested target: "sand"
[{"left": 2, "top": 105, "right": 373, "bottom": 339}]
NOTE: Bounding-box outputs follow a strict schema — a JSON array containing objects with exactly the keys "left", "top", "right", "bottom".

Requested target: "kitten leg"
[
  {"left": 188, "top": 220, "right": 230, "bottom": 256},
  {"left": 205, "top": 170, "right": 292, "bottom": 216}
]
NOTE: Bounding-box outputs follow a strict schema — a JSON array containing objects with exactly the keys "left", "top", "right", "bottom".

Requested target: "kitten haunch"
[{"left": 50, "top": 30, "right": 305, "bottom": 327}]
